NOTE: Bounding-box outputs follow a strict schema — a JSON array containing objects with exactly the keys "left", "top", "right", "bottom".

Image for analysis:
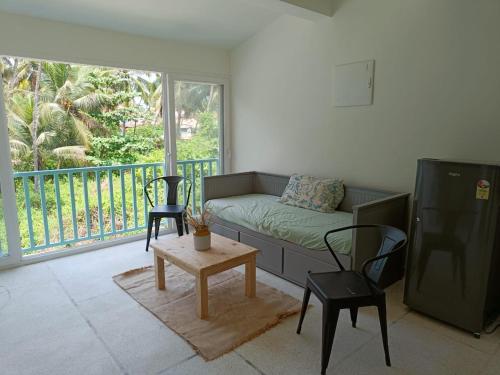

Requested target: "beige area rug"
[{"left": 113, "top": 265, "right": 302, "bottom": 360}]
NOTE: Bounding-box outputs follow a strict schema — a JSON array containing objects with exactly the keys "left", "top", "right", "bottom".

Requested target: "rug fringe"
[
  {"left": 113, "top": 266, "right": 153, "bottom": 278},
  {"left": 202, "top": 308, "right": 301, "bottom": 361}
]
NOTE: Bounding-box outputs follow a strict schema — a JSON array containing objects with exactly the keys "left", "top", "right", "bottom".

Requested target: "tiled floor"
[{"left": 1, "top": 235, "right": 499, "bottom": 375}]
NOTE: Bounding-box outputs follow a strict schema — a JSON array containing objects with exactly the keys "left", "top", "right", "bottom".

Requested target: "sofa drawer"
[
  {"left": 240, "top": 233, "right": 283, "bottom": 274},
  {"left": 283, "top": 248, "right": 340, "bottom": 286},
  {"left": 210, "top": 223, "right": 239, "bottom": 241}
]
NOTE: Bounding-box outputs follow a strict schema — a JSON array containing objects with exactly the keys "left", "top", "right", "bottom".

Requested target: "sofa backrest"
[
  {"left": 203, "top": 171, "right": 395, "bottom": 213},
  {"left": 253, "top": 172, "right": 289, "bottom": 196},
  {"left": 340, "top": 187, "right": 394, "bottom": 212},
  {"left": 203, "top": 172, "right": 254, "bottom": 201},
  {"left": 252, "top": 172, "right": 393, "bottom": 213}
]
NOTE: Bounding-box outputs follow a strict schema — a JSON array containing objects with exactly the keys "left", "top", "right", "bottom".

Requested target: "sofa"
[{"left": 203, "top": 172, "right": 410, "bottom": 288}]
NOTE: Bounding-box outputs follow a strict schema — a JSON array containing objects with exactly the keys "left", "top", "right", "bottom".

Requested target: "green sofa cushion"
[{"left": 206, "top": 194, "right": 353, "bottom": 254}]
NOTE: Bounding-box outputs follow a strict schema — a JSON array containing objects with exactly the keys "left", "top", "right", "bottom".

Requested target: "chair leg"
[
  {"left": 296, "top": 286, "right": 311, "bottom": 334},
  {"left": 321, "top": 305, "right": 340, "bottom": 375},
  {"left": 184, "top": 213, "right": 189, "bottom": 234},
  {"left": 154, "top": 218, "right": 161, "bottom": 240},
  {"left": 377, "top": 299, "right": 391, "bottom": 366},
  {"left": 175, "top": 216, "right": 184, "bottom": 236},
  {"left": 350, "top": 307, "right": 358, "bottom": 328},
  {"left": 145, "top": 215, "right": 154, "bottom": 252}
]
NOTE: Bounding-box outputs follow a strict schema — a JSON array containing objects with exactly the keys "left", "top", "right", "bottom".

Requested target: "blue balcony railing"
[{"left": 13, "top": 159, "right": 219, "bottom": 254}]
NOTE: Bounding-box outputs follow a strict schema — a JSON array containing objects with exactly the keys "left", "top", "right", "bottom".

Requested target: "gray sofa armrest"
[
  {"left": 351, "top": 193, "right": 410, "bottom": 271},
  {"left": 203, "top": 172, "right": 256, "bottom": 203}
]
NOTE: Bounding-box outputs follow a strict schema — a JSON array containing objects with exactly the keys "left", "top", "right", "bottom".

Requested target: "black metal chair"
[
  {"left": 144, "top": 176, "right": 191, "bottom": 252},
  {"left": 296, "top": 224, "right": 407, "bottom": 375}
]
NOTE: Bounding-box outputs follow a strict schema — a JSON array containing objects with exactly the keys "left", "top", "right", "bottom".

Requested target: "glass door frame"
[
  {"left": 165, "top": 73, "right": 230, "bottom": 177},
  {"left": 0, "top": 69, "right": 230, "bottom": 268},
  {"left": 0, "top": 73, "right": 22, "bottom": 268},
  {"left": 0, "top": 60, "right": 171, "bottom": 265}
]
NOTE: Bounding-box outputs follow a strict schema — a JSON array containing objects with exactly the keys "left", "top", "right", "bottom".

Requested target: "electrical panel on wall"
[{"left": 334, "top": 60, "right": 375, "bottom": 107}]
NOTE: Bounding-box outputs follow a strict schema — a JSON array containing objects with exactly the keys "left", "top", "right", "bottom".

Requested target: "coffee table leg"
[
  {"left": 245, "top": 254, "right": 256, "bottom": 298},
  {"left": 196, "top": 274, "right": 209, "bottom": 319},
  {"left": 154, "top": 252, "right": 165, "bottom": 290}
]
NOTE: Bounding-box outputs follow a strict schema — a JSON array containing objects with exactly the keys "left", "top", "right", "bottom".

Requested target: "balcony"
[{"left": 12, "top": 158, "right": 219, "bottom": 255}]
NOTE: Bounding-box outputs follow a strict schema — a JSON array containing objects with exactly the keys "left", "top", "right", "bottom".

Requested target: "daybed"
[{"left": 203, "top": 172, "right": 410, "bottom": 288}]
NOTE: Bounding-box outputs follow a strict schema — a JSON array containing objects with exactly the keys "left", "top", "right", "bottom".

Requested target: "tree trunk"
[
  {"left": 153, "top": 105, "right": 162, "bottom": 127},
  {"left": 8, "top": 58, "right": 19, "bottom": 91},
  {"left": 205, "top": 85, "right": 215, "bottom": 113},
  {"left": 176, "top": 112, "right": 183, "bottom": 136},
  {"left": 32, "top": 62, "right": 42, "bottom": 191}
]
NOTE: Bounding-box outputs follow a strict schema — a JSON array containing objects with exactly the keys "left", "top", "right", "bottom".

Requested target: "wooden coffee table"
[{"left": 151, "top": 233, "right": 259, "bottom": 319}]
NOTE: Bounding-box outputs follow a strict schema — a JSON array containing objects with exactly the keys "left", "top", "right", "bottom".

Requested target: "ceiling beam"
[
  {"left": 244, "top": 0, "right": 338, "bottom": 21},
  {"left": 280, "top": 0, "right": 335, "bottom": 17}
]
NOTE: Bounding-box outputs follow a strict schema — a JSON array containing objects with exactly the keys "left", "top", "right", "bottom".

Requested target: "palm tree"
[
  {"left": 174, "top": 81, "right": 219, "bottom": 134},
  {"left": 7, "top": 63, "right": 94, "bottom": 174},
  {"left": 41, "top": 63, "right": 110, "bottom": 135},
  {"left": 31, "top": 62, "right": 43, "bottom": 176},
  {"left": 8, "top": 92, "right": 87, "bottom": 171},
  {"left": 134, "top": 73, "right": 162, "bottom": 126},
  {"left": 0, "top": 57, "right": 33, "bottom": 93}
]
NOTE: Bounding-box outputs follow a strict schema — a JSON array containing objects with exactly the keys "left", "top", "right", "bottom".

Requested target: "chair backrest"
[
  {"left": 144, "top": 176, "right": 191, "bottom": 207},
  {"left": 362, "top": 225, "right": 407, "bottom": 287}
]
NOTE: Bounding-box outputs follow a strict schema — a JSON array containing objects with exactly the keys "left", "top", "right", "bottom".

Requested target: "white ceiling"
[{"left": 0, "top": 0, "right": 289, "bottom": 48}]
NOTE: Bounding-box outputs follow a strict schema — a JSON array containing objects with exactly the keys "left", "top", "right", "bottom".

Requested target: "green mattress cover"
[{"left": 206, "top": 194, "right": 353, "bottom": 254}]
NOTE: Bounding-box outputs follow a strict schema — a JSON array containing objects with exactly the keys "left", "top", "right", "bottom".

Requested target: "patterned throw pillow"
[{"left": 279, "top": 174, "right": 344, "bottom": 213}]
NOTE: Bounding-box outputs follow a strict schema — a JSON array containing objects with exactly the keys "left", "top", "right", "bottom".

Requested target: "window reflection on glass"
[
  {"left": 174, "top": 81, "right": 222, "bottom": 213},
  {"left": 0, "top": 191, "right": 7, "bottom": 256},
  {"left": 174, "top": 81, "right": 221, "bottom": 161}
]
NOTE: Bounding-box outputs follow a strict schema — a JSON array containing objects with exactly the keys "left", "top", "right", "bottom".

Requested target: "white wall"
[
  {"left": 0, "top": 12, "right": 229, "bottom": 76},
  {"left": 230, "top": 0, "right": 500, "bottom": 193}
]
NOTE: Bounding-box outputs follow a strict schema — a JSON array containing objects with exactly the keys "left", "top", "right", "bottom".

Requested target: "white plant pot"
[{"left": 193, "top": 232, "right": 211, "bottom": 251}]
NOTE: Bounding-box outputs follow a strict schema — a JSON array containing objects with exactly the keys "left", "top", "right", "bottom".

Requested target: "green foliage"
[
  {"left": 2, "top": 58, "right": 165, "bottom": 171},
  {"left": 1, "top": 56, "right": 223, "bottom": 254},
  {"left": 177, "top": 111, "right": 219, "bottom": 161},
  {"left": 12, "top": 169, "right": 162, "bottom": 251},
  {"left": 91, "top": 107, "right": 141, "bottom": 132},
  {"left": 88, "top": 134, "right": 156, "bottom": 165}
]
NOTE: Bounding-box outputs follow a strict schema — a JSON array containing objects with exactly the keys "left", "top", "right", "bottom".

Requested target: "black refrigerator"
[{"left": 404, "top": 159, "right": 500, "bottom": 336}]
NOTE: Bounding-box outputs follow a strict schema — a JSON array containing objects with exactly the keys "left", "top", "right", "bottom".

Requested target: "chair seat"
[
  {"left": 150, "top": 205, "right": 186, "bottom": 215},
  {"left": 307, "top": 270, "right": 383, "bottom": 302},
  {"left": 297, "top": 225, "right": 407, "bottom": 374}
]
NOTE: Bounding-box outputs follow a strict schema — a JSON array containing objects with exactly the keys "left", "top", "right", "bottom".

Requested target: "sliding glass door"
[
  {"left": 0, "top": 193, "right": 7, "bottom": 258},
  {"left": 0, "top": 57, "right": 168, "bottom": 258},
  {"left": 168, "top": 78, "right": 225, "bottom": 213},
  {"left": 0, "top": 65, "right": 228, "bottom": 265},
  {"left": 0, "top": 73, "right": 21, "bottom": 266},
  {"left": 0, "top": 132, "right": 14, "bottom": 264}
]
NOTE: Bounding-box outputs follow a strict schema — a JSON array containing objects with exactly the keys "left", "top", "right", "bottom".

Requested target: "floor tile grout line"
[
  {"left": 337, "top": 308, "right": 494, "bottom": 373},
  {"left": 402, "top": 308, "right": 500, "bottom": 355},
  {"left": 47, "top": 265, "right": 130, "bottom": 375},
  {"left": 44, "top": 254, "right": 493, "bottom": 373},
  {"left": 156, "top": 353, "right": 198, "bottom": 375},
  {"left": 45, "top": 266, "right": 124, "bottom": 304},
  {"left": 234, "top": 350, "right": 268, "bottom": 375},
  {"left": 74, "top": 288, "right": 123, "bottom": 305},
  {"left": 332, "top": 308, "right": 411, "bottom": 369},
  {"left": 438, "top": 329, "right": 500, "bottom": 354},
  {"left": 476, "top": 350, "right": 499, "bottom": 375}
]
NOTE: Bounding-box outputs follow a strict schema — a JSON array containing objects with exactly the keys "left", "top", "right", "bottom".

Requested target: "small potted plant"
[{"left": 185, "top": 208, "right": 212, "bottom": 251}]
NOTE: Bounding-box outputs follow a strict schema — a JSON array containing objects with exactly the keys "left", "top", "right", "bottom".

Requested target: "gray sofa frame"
[{"left": 203, "top": 172, "right": 410, "bottom": 288}]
